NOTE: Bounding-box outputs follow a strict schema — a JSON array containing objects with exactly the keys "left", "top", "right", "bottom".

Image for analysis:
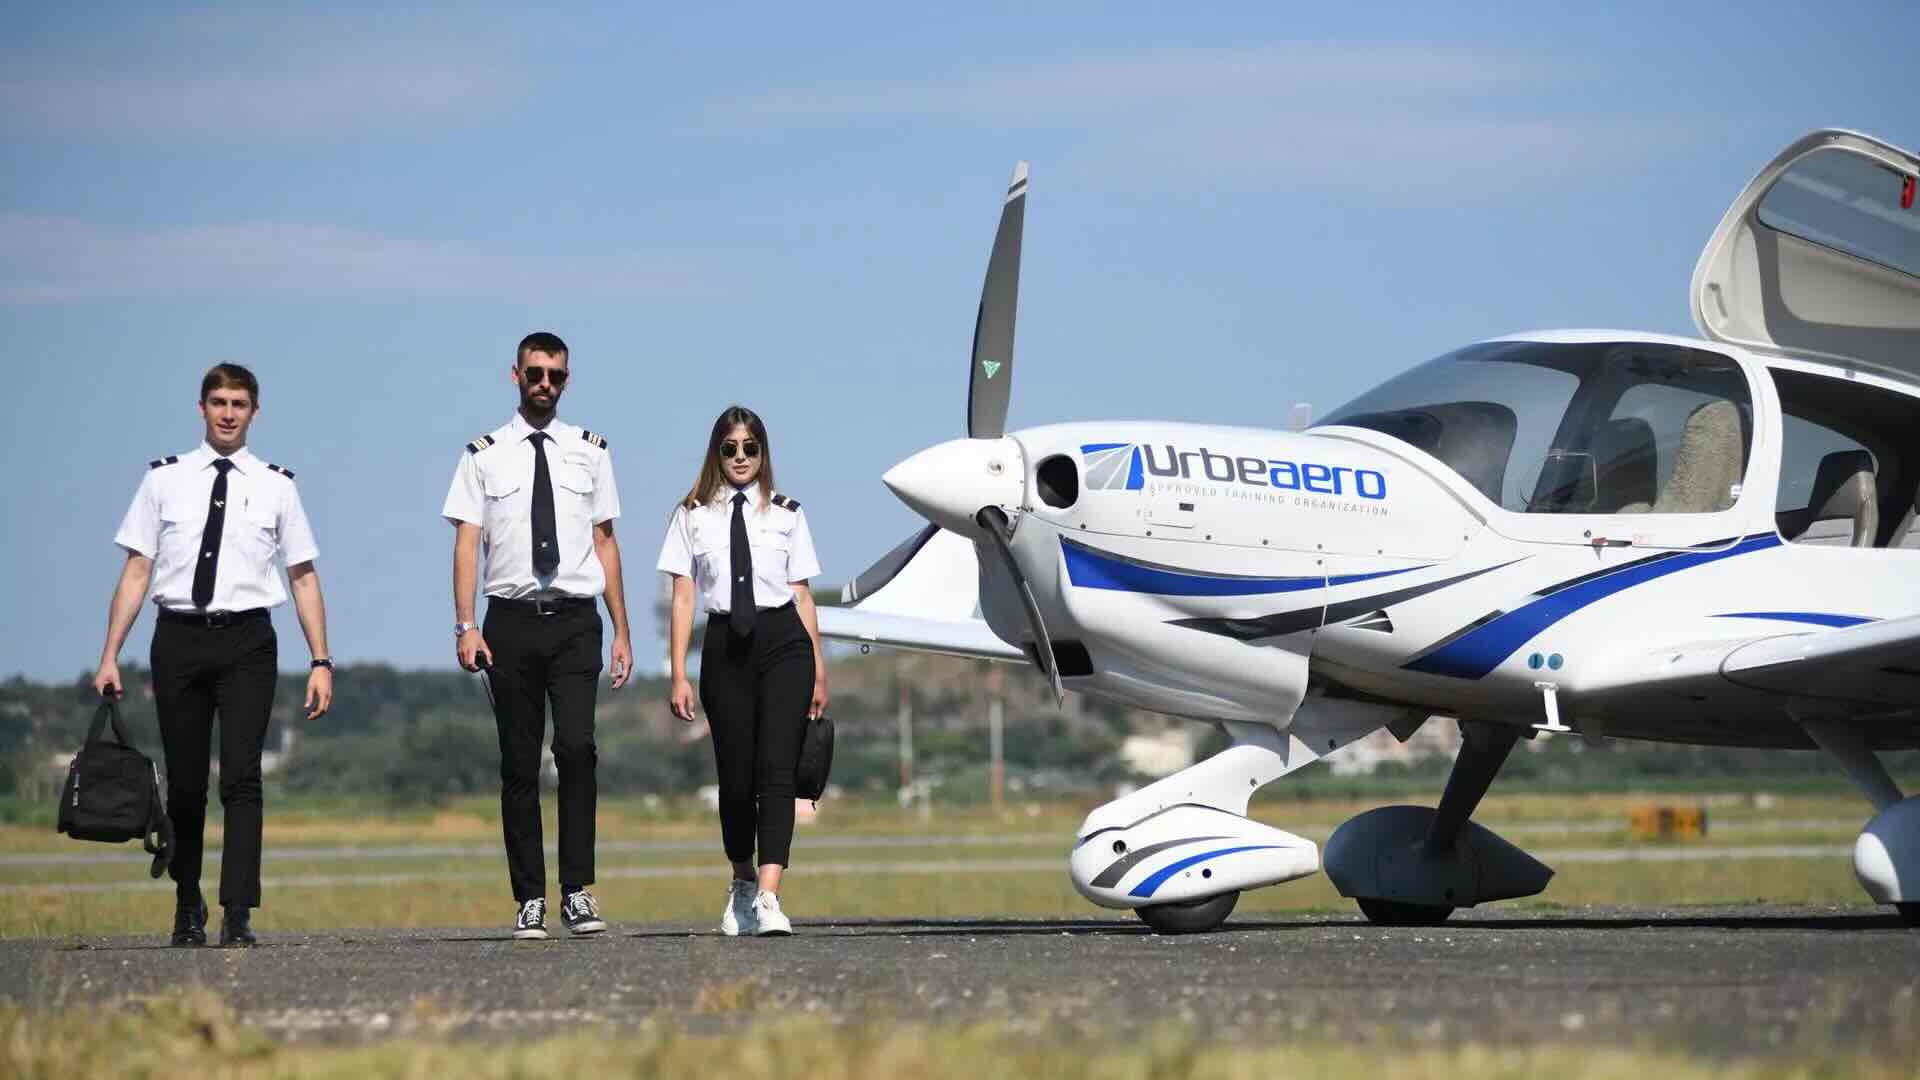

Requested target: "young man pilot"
[
  {"left": 93, "top": 364, "right": 333, "bottom": 948},
  {"left": 443, "top": 331, "right": 634, "bottom": 939}
]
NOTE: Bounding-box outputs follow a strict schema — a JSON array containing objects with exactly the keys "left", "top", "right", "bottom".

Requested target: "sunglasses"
[
  {"left": 719, "top": 440, "right": 761, "bottom": 460},
  {"left": 522, "top": 365, "right": 569, "bottom": 387}
]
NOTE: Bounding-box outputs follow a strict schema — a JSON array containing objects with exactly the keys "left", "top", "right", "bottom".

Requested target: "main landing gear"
[
  {"left": 1799, "top": 717, "right": 1920, "bottom": 926},
  {"left": 1324, "top": 720, "right": 1553, "bottom": 925}
]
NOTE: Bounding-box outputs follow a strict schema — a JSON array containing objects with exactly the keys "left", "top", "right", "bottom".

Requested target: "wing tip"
[{"left": 1006, "top": 161, "right": 1029, "bottom": 201}]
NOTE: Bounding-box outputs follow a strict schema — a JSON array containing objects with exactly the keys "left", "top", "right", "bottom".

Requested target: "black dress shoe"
[
  {"left": 171, "top": 896, "right": 208, "bottom": 947},
  {"left": 219, "top": 905, "right": 256, "bottom": 948}
]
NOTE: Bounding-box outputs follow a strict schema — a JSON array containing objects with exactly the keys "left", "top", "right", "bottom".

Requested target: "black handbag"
[
  {"left": 794, "top": 712, "right": 834, "bottom": 803},
  {"left": 57, "top": 698, "right": 173, "bottom": 878}
]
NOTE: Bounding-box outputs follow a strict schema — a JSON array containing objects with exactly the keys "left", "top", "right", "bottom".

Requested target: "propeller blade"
[
  {"left": 841, "top": 523, "right": 941, "bottom": 604},
  {"left": 975, "top": 505, "right": 1062, "bottom": 703},
  {"left": 967, "top": 161, "right": 1028, "bottom": 439}
]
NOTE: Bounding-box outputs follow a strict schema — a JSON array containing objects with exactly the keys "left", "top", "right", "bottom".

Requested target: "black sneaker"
[
  {"left": 219, "top": 905, "right": 256, "bottom": 948},
  {"left": 513, "top": 897, "right": 549, "bottom": 940},
  {"left": 171, "top": 895, "right": 208, "bottom": 947},
  {"left": 560, "top": 889, "right": 607, "bottom": 935}
]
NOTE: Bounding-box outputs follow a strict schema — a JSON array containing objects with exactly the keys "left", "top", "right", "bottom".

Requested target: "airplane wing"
[
  {"left": 1581, "top": 612, "right": 1920, "bottom": 710},
  {"left": 818, "top": 527, "right": 1028, "bottom": 663}
]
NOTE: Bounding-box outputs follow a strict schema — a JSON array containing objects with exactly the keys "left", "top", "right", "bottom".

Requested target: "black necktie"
[
  {"left": 530, "top": 432, "right": 559, "bottom": 579},
  {"left": 730, "top": 491, "right": 756, "bottom": 637},
  {"left": 191, "top": 458, "right": 234, "bottom": 610}
]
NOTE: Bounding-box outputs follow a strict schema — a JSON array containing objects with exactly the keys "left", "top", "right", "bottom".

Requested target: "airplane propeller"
[
  {"left": 968, "top": 162, "right": 1027, "bottom": 440},
  {"left": 842, "top": 162, "right": 1062, "bottom": 702}
]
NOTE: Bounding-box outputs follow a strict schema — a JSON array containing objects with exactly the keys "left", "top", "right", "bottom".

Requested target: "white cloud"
[
  {"left": 0, "top": 215, "right": 719, "bottom": 304},
  {"left": 709, "top": 44, "right": 1688, "bottom": 196},
  {"left": 0, "top": 12, "right": 526, "bottom": 141}
]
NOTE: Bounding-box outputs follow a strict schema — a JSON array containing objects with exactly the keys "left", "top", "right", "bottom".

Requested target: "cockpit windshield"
[{"left": 1322, "top": 341, "right": 1752, "bottom": 514}]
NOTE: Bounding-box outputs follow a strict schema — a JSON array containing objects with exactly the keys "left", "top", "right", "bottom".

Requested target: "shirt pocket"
[
  {"left": 554, "top": 457, "right": 596, "bottom": 506},
  {"left": 156, "top": 499, "right": 200, "bottom": 570},
  {"left": 689, "top": 517, "right": 726, "bottom": 593},
  {"left": 752, "top": 517, "right": 796, "bottom": 577},
  {"left": 241, "top": 505, "right": 279, "bottom": 560},
  {"left": 480, "top": 470, "right": 522, "bottom": 534}
]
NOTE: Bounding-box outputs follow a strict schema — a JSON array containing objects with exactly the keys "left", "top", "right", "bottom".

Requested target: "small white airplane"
[{"left": 820, "top": 130, "right": 1920, "bottom": 932}]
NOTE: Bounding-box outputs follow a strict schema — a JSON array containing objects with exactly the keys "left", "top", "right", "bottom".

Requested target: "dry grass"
[{"left": 3, "top": 990, "right": 1917, "bottom": 1080}]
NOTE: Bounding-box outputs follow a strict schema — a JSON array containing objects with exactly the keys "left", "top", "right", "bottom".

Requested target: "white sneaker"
[
  {"left": 719, "top": 879, "right": 757, "bottom": 937},
  {"left": 752, "top": 890, "right": 792, "bottom": 936}
]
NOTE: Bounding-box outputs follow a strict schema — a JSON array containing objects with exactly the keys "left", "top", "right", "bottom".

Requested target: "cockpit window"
[{"left": 1322, "top": 341, "right": 1752, "bottom": 514}]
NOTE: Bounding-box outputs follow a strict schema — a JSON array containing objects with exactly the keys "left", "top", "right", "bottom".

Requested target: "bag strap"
[
  {"left": 144, "top": 761, "right": 174, "bottom": 877},
  {"left": 86, "top": 698, "right": 132, "bottom": 747}
]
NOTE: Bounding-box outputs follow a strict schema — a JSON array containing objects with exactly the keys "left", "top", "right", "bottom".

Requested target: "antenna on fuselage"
[{"left": 1288, "top": 403, "right": 1313, "bottom": 432}]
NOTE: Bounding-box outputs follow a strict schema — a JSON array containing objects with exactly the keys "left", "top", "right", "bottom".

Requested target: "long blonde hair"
[{"left": 682, "top": 405, "right": 776, "bottom": 510}]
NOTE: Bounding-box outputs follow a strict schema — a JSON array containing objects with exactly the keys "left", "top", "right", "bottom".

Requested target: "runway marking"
[{"left": 0, "top": 847, "right": 1853, "bottom": 895}]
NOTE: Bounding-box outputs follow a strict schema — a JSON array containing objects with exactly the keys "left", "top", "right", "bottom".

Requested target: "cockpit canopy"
[{"left": 1322, "top": 341, "right": 1752, "bottom": 515}]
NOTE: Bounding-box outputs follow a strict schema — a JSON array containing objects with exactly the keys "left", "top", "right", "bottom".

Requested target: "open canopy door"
[{"left": 1692, "top": 129, "right": 1920, "bottom": 381}]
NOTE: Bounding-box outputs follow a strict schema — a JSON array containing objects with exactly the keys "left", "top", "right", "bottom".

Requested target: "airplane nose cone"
[{"left": 883, "top": 436, "right": 1026, "bottom": 536}]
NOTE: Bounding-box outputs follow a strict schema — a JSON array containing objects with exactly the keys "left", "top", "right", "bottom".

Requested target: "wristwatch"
[
  {"left": 310, "top": 658, "right": 334, "bottom": 670},
  {"left": 455, "top": 622, "right": 479, "bottom": 637}
]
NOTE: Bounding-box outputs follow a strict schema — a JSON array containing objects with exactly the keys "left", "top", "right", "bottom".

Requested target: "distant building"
[{"left": 1325, "top": 717, "right": 1462, "bottom": 776}]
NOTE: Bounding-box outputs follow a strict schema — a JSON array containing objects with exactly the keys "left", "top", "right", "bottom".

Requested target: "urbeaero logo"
[{"left": 1080, "top": 442, "right": 1386, "bottom": 499}]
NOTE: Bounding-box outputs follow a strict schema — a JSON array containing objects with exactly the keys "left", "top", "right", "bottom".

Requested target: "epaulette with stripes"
[
  {"left": 581, "top": 430, "right": 608, "bottom": 449},
  {"left": 266, "top": 463, "right": 296, "bottom": 480},
  {"left": 466, "top": 434, "right": 496, "bottom": 455},
  {"left": 772, "top": 494, "right": 800, "bottom": 511},
  {"left": 148, "top": 456, "right": 179, "bottom": 470}
]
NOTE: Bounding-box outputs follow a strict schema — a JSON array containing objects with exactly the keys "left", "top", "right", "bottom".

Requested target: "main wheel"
[
  {"left": 1897, "top": 903, "right": 1919, "bottom": 927},
  {"left": 1356, "top": 898, "right": 1455, "bottom": 926},
  {"left": 1135, "top": 890, "right": 1240, "bottom": 933}
]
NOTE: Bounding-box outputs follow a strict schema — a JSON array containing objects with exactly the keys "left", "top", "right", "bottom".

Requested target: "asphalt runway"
[{"left": 5, "top": 906, "right": 1917, "bottom": 1056}]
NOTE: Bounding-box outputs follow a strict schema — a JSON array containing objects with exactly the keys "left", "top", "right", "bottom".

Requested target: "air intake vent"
[{"left": 1035, "top": 454, "right": 1079, "bottom": 509}]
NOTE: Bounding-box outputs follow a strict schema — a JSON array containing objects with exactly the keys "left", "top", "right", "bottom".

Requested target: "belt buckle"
[
  {"left": 533, "top": 597, "right": 555, "bottom": 616},
  {"left": 206, "top": 610, "right": 232, "bottom": 629}
]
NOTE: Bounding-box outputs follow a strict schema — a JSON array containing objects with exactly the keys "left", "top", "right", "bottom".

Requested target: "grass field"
[
  {"left": 0, "top": 789, "right": 1895, "bottom": 939},
  {"left": 5, "top": 789, "right": 1916, "bottom": 1077}
]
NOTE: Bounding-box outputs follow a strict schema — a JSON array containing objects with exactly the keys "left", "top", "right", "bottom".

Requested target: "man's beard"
[{"left": 520, "top": 388, "right": 558, "bottom": 418}]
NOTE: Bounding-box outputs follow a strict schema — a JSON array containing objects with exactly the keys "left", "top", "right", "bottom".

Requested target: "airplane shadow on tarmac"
[{"left": 605, "top": 910, "right": 1913, "bottom": 939}]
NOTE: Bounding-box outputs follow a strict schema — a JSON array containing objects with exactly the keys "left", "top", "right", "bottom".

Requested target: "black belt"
[
  {"left": 159, "top": 607, "right": 270, "bottom": 628},
  {"left": 490, "top": 595, "right": 597, "bottom": 616},
  {"left": 709, "top": 601, "right": 796, "bottom": 619}
]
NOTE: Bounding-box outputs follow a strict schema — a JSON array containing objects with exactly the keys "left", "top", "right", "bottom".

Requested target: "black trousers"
[
  {"left": 701, "top": 603, "right": 815, "bottom": 868},
  {"left": 484, "top": 599, "right": 602, "bottom": 902},
  {"left": 149, "top": 614, "right": 277, "bottom": 909}
]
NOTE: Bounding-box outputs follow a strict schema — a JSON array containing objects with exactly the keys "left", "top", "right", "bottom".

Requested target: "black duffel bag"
[
  {"left": 57, "top": 698, "right": 172, "bottom": 878},
  {"left": 794, "top": 711, "right": 834, "bottom": 803}
]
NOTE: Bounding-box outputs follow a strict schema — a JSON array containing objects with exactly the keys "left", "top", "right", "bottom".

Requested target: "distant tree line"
[{"left": 3, "top": 660, "right": 1912, "bottom": 813}]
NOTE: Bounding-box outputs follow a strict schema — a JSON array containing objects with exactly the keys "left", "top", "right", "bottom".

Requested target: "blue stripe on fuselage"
[
  {"left": 1061, "top": 538, "right": 1428, "bottom": 597},
  {"left": 1713, "top": 611, "right": 1875, "bottom": 628},
  {"left": 1404, "top": 534, "right": 1782, "bottom": 680}
]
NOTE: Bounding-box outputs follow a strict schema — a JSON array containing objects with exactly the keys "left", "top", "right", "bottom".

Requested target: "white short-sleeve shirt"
[
  {"left": 656, "top": 488, "right": 821, "bottom": 614},
  {"left": 113, "top": 443, "right": 320, "bottom": 613},
  {"left": 441, "top": 413, "right": 620, "bottom": 600}
]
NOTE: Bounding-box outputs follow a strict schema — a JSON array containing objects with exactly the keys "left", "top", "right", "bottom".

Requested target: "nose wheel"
[{"left": 1134, "top": 890, "right": 1240, "bottom": 934}]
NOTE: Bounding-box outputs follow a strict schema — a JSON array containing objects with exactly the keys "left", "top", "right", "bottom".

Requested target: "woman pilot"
[{"left": 657, "top": 405, "right": 828, "bottom": 936}]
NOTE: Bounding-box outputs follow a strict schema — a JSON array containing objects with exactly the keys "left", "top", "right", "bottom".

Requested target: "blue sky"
[{"left": 3, "top": 2, "right": 1915, "bottom": 681}]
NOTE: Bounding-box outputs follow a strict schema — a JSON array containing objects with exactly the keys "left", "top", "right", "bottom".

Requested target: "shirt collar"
[
  {"left": 193, "top": 443, "right": 257, "bottom": 473},
  {"left": 507, "top": 412, "right": 569, "bottom": 444}
]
